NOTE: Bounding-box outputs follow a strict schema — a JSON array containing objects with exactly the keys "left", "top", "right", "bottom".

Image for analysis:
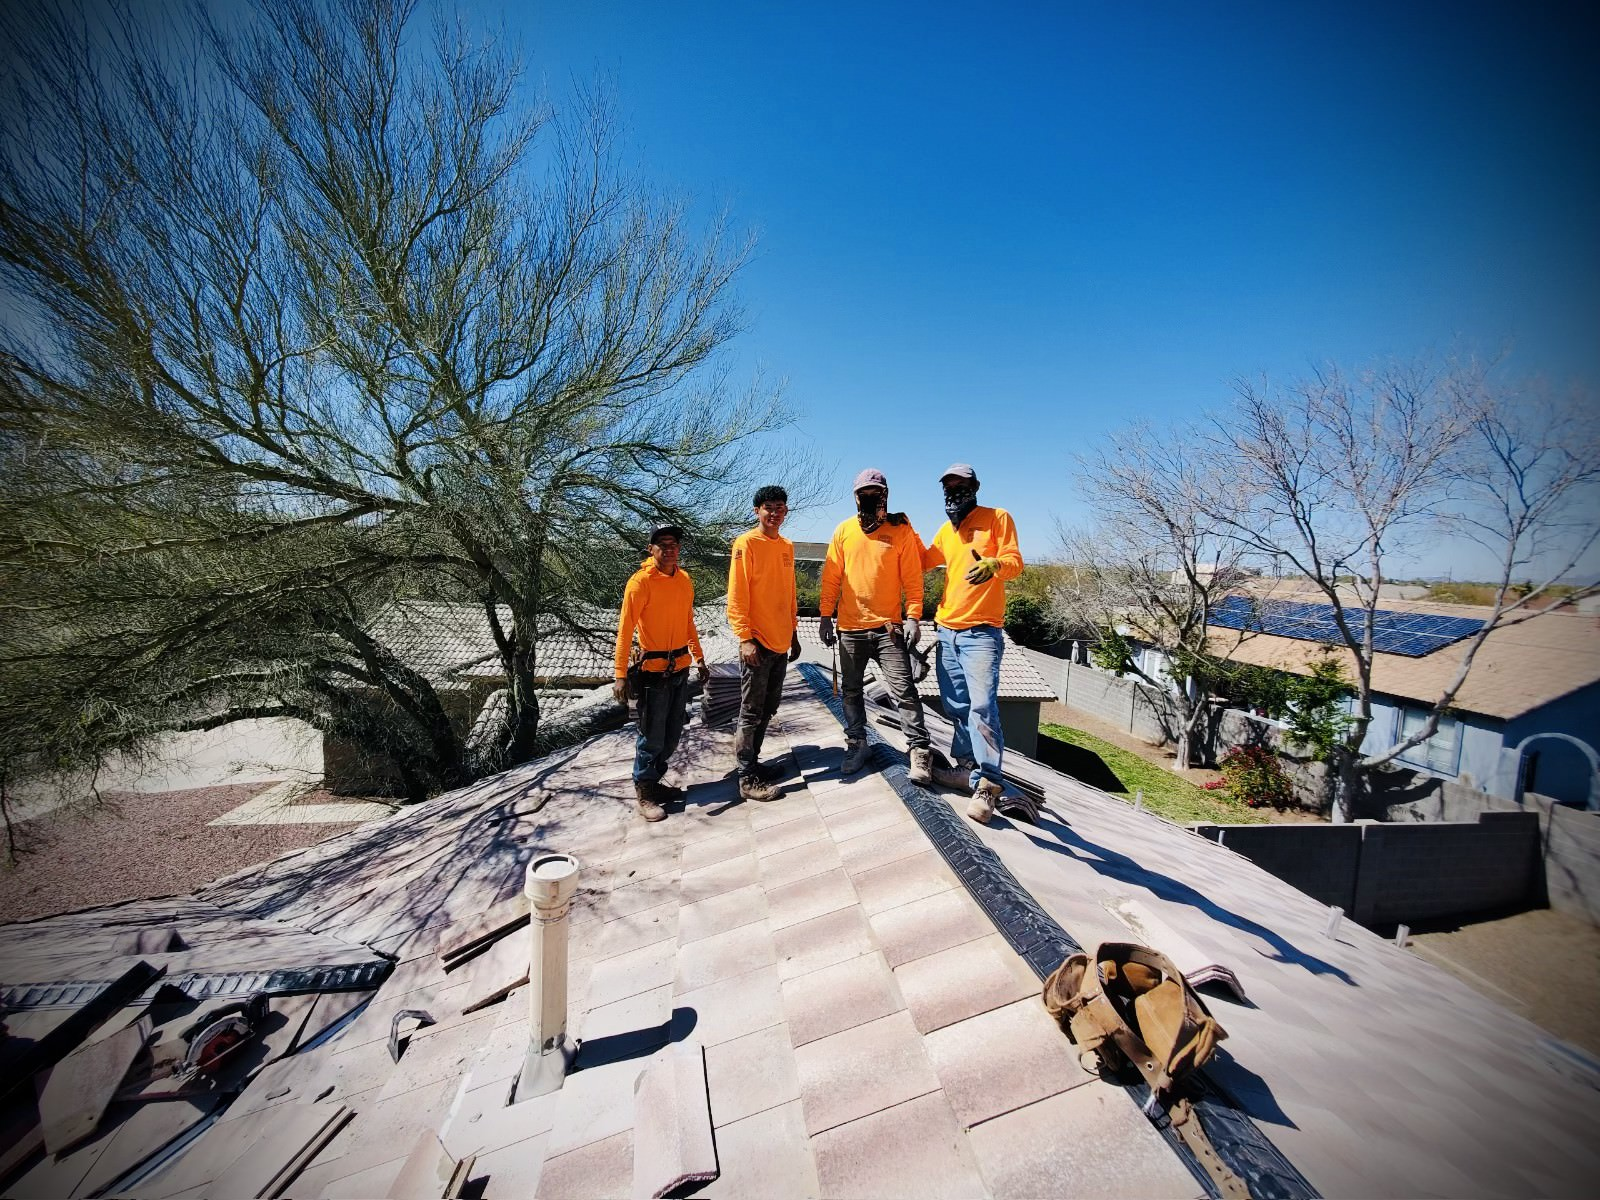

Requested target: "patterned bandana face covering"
[{"left": 944, "top": 486, "right": 977, "bottom": 526}]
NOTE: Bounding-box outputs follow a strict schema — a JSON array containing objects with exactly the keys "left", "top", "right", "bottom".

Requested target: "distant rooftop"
[{"left": 1210, "top": 592, "right": 1600, "bottom": 719}]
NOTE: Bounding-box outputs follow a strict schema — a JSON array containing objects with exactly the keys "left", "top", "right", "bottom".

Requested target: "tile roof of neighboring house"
[
  {"left": 791, "top": 540, "right": 829, "bottom": 563},
  {"left": 794, "top": 618, "right": 1056, "bottom": 702},
  {"left": 369, "top": 600, "right": 745, "bottom": 686},
  {"left": 5, "top": 672, "right": 1596, "bottom": 1197},
  {"left": 1208, "top": 594, "right": 1600, "bottom": 720}
]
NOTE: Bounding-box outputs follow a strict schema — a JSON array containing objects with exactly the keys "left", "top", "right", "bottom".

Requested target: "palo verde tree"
[
  {"left": 1049, "top": 424, "right": 1261, "bottom": 772},
  {"left": 0, "top": 0, "right": 796, "bottom": 809},
  {"left": 1211, "top": 360, "right": 1600, "bottom": 819}
]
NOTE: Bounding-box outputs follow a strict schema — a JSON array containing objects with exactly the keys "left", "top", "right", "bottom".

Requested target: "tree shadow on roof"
[
  {"left": 195, "top": 738, "right": 636, "bottom": 949},
  {"left": 1023, "top": 812, "right": 1356, "bottom": 985}
]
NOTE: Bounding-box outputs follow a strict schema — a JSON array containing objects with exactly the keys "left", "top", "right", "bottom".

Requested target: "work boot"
[
  {"left": 635, "top": 781, "right": 667, "bottom": 823},
  {"left": 907, "top": 748, "right": 933, "bottom": 786},
  {"left": 754, "top": 758, "right": 789, "bottom": 783},
  {"left": 841, "top": 738, "right": 870, "bottom": 775},
  {"left": 932, "top": 758, "right": 976, "bottom": 791},
  {"left": 967, "top": 778, "right": 1002, "bottom": 825},
  {"left": 739, "top": 774, "right": 780, "bottom": 803},
  {"left": 655, "top": 781, "right": 686, "bottom": 805}
]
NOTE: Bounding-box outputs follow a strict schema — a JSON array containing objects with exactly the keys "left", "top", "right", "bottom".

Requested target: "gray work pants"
[
  {"left": 839, "top": 628, "right": 930, "bottom": 750},
  {"left": 735, "top": 643, "right": 787, "bottom": 776}
]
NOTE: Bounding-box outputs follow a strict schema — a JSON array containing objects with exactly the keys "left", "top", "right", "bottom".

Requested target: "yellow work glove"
[{"left": 964, "top": 556, "right": 1002, "bottom": 585}]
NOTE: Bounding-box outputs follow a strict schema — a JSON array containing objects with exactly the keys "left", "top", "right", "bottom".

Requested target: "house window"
[{"left": 1396, "top": 707, "right": 1461, "bottom": 776}]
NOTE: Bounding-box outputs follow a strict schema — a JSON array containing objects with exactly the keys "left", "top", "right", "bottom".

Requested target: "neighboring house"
[
  {"left": 794, "top": 617, "right": 1056, "bottom": 757},
  {"left": 328, "top": 600, "right": 741, "bottom": 790},
  {"left": 1210, "top": 595, "right": 1600, "bottom": 809}
]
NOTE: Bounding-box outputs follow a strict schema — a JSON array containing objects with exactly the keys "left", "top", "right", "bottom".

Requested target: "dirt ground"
[
  {"left": 0, "top": 783, "right": 366, "bottom": 924},
  {"left": 1405, "top": 907, "right": 1600, "bottom": 1058}
]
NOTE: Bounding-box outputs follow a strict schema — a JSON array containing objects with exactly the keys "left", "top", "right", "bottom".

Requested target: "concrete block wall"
[
  {"left": 1191, "top": 824, "right": 1361, "bottom": 910},
  {"left": 1021, "top": 647, "right": 1173, "bottom": 744},
  {"left": 1193, "top": 813, "right": 1544, "bottom": 927},
  {"left": 1381, "top": 776, "right": 1600, "bottom": 926},
  {"left": 1350, "top": 813, "right": 1542, "bottom": 925},
  {"left": 1545, "top": 804, "right": 1600, "bottom": 925}
]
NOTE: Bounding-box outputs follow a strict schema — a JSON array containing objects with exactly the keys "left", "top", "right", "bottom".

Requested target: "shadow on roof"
[{"left": 1023, "top": 812, "right": 1357, "bottom": 985}]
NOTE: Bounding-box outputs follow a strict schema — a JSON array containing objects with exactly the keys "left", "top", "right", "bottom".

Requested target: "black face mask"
[
  {"left": 857, "top": 492, "right": 885, "bottom": 532},
  {"left": 945, "top": 489, "right": 977, "bottom": 526}
]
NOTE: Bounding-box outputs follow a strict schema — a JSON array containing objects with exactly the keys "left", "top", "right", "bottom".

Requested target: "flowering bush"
[
  {"left": 1201, "top": 779, "right": 1228, "bottom": 791},
  {"left": 1217, "top": 745, "right": 1295, "bottom": 808}
]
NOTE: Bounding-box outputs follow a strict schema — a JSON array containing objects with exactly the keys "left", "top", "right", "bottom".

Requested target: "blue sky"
[{"left": 513, "top": 0, "right": 1597, "bottom": 578}]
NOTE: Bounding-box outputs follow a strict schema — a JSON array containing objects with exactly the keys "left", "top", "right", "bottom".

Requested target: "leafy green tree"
[{"left": 0, "top": 0, "right": 798, "bottom": 817}]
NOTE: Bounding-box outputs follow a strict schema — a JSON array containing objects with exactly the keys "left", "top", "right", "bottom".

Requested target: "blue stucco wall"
[{"left": 1357, "top": 683, "right": 1599, "bottom": 806}]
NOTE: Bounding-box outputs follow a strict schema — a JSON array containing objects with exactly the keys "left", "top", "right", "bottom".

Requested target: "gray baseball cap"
[
  {"left": 852, "top": 468, "right": 888, "bottom": 492},
  {"left": 939, "top": 463, "right": 979, "bottom": 484}
]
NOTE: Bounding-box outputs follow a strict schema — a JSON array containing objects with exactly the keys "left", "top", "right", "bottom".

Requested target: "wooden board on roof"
[{"left": 39, "top": 1016, "right": 152, "bottom": 1155}]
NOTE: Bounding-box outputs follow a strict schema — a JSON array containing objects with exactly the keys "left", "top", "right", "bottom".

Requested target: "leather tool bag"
[{"left": 1043, "top": 942, "right": 1248, "bottom": 1197}]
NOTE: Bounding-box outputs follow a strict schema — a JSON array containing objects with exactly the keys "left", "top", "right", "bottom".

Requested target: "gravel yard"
[{"left": 0, "top": 783, "right": 369, "bottom": 924}]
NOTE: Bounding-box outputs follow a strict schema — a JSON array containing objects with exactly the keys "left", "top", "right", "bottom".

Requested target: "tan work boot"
[
  {"left": 967, "top": 778, "right": 1002, "bottom": 825},
  {"left": 907, "top": 748, "right": 933, "bottom": 785},
  {"left": 841, "top": 739, "right": 870, "bottom": 775},
  {"left": 635, "top": 781, "right": 667, "bottom": 822},
  {"left": 739, "top": 774, "right": 780, "bottom": 803}
]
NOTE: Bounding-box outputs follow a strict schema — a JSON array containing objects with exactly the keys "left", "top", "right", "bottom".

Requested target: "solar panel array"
[{"left": 1209, "top": 595, "right": 1485, "bottom": 658}]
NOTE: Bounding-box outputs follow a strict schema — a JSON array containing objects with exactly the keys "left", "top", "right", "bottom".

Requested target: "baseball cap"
[
  {"left": 649, "top": 525, "right": 684, "bottom": 545},
  {"left": 939, "top": 463, "right": 979, "bottom": 484},
  {"left": 852, "top": 468, "right": 888, "bottom": 492}
]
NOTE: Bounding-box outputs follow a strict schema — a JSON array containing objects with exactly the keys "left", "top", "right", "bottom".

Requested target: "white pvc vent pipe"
[{"left": 516, "top": 852, "right": 581, "bottom": 1101}]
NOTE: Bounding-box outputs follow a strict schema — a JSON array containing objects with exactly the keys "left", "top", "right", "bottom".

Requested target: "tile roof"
[
  {"left": 5, "top": 668, "right": 1596, "bottom": 1198},
  {"left": 369, "top": 600, "right": 745, "bottom": 686},
  {"left": 1208, "top": 595, "right": 1600, "bottom": 720},
  {"left": 794, "top": 617, "right": 1056, "bottom": 702}
]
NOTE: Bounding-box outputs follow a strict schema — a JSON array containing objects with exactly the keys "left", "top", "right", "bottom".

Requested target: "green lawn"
[{"left": 1038, "top": 723, "right": 1268, "bottom": 826}]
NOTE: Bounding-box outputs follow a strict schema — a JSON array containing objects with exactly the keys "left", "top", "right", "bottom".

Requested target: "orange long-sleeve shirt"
[
  {"left": 614, "top": 560, "right": 704, "bottom": 677},
  {"left": 922, "top": 505, "right": 1023, "bottom": 630},
  {"left": 727, "top": 528, "right": 797, "bottom": 653},
  {"left": 819, "top": 518, "right": 924, "bottom": 631}
]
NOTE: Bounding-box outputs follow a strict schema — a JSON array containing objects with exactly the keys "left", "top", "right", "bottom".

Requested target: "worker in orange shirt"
[
  {"left": 727, "top": 485, "right": 803, "bottom": 803},
  {"left": 818, "top": 469, "right": 933, "bottom": 784},
  {"left": 922, "top": 464, "right": 1023, "bottom": 824},
  {"left": 613, "top": 526, "right": 710, "bottom": 822}
]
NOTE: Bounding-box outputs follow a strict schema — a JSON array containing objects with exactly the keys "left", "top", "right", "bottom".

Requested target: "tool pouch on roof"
[{"left": 1043, "top": 942, "right": 1248, "bottom": 1198}]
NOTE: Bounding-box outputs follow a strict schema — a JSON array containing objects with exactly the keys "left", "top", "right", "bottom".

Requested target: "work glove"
[
  {"left": 612, "top": 678, "right": 628, "bottom": 705},
  {"left": 819, "top": 616, "right": 837, "bottom": 647},
  {"left": 739, "top": 639, "right": 760, "bottom": 667},
  {"left": 902, "top": 618, "right": 921, "bottom": 649},
  {"left": 696, "top": 661, "right": 710, "bottom": 687},
  {"left": 964, "top": 556, "right": 1002, "bottom": 585},
  {"left": 789, "top": 632, "right": 802, "bottom": 662}
]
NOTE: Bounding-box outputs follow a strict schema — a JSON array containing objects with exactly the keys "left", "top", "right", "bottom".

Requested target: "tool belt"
[
  {"left": 627, "top": 645, "right": 690, "bottom": 698},
  {"left": 1043, "top": 942, "right": 1247, "bottom": 1197}
]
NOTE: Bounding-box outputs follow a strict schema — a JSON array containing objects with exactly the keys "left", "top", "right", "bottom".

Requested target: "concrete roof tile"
[
  {"left": 702, "top": 1025, "right": 803, "bottom": 1129},
  {"left": 892, "top": 933, "right": 1038, "bottom": 1035},
  {"left": 793, "top": 1009, "right": 942, "bottom": 1135},
  {"left": 811, "top": 1089, "right": 989, "bottom": 1200},
  {"left": 780, "top": 949, "right": 904, "bottom": 1047},
  {"left": 922, "top": 997, "right": 1093, "bottom": 1128}
]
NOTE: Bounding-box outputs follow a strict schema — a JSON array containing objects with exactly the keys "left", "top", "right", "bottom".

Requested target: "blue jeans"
[
  {"left": 935, "top": 624, "right": 1004, "bottom": 788},
  {"left": 633, "top": 668, "right": 689, "bottom": 783}
]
